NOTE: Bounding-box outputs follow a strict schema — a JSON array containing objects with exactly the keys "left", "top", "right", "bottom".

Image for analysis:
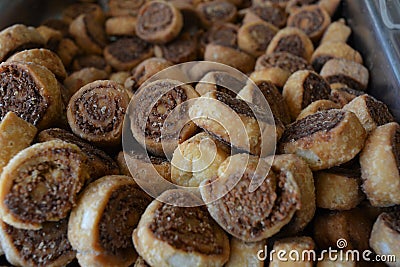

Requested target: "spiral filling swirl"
[
  {"left": 138, "top": 2, "right": 173, "bottom": 34},
  {"left": 289, "top": 9, "right": 324, "bottom": 35}
]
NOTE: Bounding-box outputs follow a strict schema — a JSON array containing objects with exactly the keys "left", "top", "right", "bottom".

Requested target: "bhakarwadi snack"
[
  {"left": 108, "top": 0, "right": 147, "bottom": 17},
  {"left": 330, "top": 83, "right": 364, "bottom": 107},
  {"left": 296, "top": 99, "right": 340, "bottom": 120},
  {"left": 195, "top": 71, "right": 244, "bottom": 97},
  {"left": 154, "top": 32, "right": 198, "bottom": 64},
  {"left": 243, "top": 3, "right": 288, "bottom": 28},
  {"left": 62, "top": 2, "right": 104, "bottom": 23},
  {"left": 320, "top": 18, "right": 351, "bottom": 44},
  {"left": 72, "top": 54, "right": 112, "bottom": 73},
  {"left": 105, "top": 16, "right": 137, "bottom": 37},
  {"left": 36, "top": 25, "right": 63, "bottom": 52},
  {"left": 197, "top": 0, "right": 237, "bottom": 27},
  {"left": 238, "top": 21, "right": 278, "bottom": 57},
  {"left": 56, "top": 38, "right": 80, "bottom": 68}
]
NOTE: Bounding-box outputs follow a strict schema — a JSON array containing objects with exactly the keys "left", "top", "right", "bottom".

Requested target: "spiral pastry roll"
[
  {"left": 320, "top": 18, "right": 351, "bottom": 44},
  {"left": 133, "top": 189, "right": 230, "bottom": 267},
  {"left": 310, "top": 42, "right": 363, "bottom": 71},
  {"left": 197, "top": 0, "right": 237, "bottom": 27},
  {"left": 72, "top": 54, "right": 112, "bottom": 74},
  {"left": 255, "top": 52, "right": 313, "bottom": 74},
  {"left": 38, "top": 128, "right": 119, "bottom": 181},
  {"left": 195, "top": 71, "right": 244, "bottom": 97},
  {"left": 270, "top": 237, "right": 315, "bottom": 267},
  {"left": 267, "top": 27, "right": 314, "bottom": 62},
  {"left": 130, "top": 79, "right": 199, "bottom": 158},
  {"left": 67, "top": 80, "right": 129, "bottom": 148},
  {"left": 238, "top": 21, "right": 278, "bottom": 57},
  {"left": 200, "top": 154, "right": 300, "bottom": 241},
  {"left": 136, "top": 1, "right": 183, "bottom": 44},
  {"left": 320, "top": 58, "right": 369, "bottom": 91},
  {"left": 360, "top": 122, "right": 400, "bottom": 207},
  {"left": 7, "top": 48, "right": 67, "bottom": 81},
  {"left": 285, "top": 0, "right": 319, "bottom": 14},
  {"left": 282, "top": 70, "right": 331, "bottom": 120},
  {"left": 154, "top": 32, "right": 198, "bottom": 64},
  {"left": 202, "top": 23, "right": 238, "bottom": 48},
  {"left": 0, "top": 219, "right": 75, "bottom": 267},
  {"left": 105, "top": 16, "right": 137, "bottom": 37},
  {"left": 108, "top": 0, "right": 146, "bottom": 17},
  {"left": 287, "top": 5, "right": 330, "bottom": 42},
  {"left": 343, "top": 94, "right": 394, "bottom": 133},
  {"left": 225, "top": 238, "right": 266, "bottom": 267},
  {"left": 0, "top": 140, "right": 89, "bottom": 230},
  {"left": 0, "top": 24, "right": 45, "bottom": 62},
  {"left": 41, "top": 18, "right": 70, "bottom": 38},
  {"left": 297, "top": 99, "right": 340, "bottom": 120},
  {"left": 330, "top": 83, "right": 364, "bottom": 107},
  {"left": 370, "top": 212, "right": 400, "bottom": 266},
  {"left": 56, "top": 38, "right": 80, "bottom": 68},
  {"left": 279, "top": 109, "right": 366, "bottom": 171},
  {"left": 36, "top": 25, "right": 63, "bottom": 52},
  {"left": 243, "top": 3, "right": 288, "bottom": 29},
  {"left": 62, "top": 2, "right": 104, "bottom": 23},
  {"left": 0, "top": 61, "right": 63, "bottom": 130},
  {"left": 104, "top": 36, "right": 153, "bottom": 71}
]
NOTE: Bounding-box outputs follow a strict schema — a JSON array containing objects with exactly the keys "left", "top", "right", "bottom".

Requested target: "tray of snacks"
[{"left": 0, "top": 0, "right": 398, "bottom": 266}]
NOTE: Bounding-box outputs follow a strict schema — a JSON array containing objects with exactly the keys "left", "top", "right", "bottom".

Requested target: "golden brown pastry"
[
  {"left": 0, "top": 140, "right": 89, "bottom": 230},
  {"left": 197, "top": 0, "right": 237, "bottom": 27},
  {"left": 320, "top": 18, "right": 351, "bottom": 44},
  {"left": 360, "top": 122, "right": 400, "bottom": 207},
  {"left": 104, "top": 36, "right": 153, "bottom": 71},
  {"left": 134, "top": 256, "right": 150, "bottom": 267},
  {"left": 56, "top": 38, "right": 80, "bottom": 68},
  {"left": 225, "top": 238, "right": 266, "bottom": 267},
  {"left": 36, "top": 25, "right": 63, "bottom": 52},
  {"left": 136, "top": 1, "right": 183, "bottom": 44},
  {"left": 238, "top": 21, "right": 278, "bottom": 57},
  {"left": 269, "top": 236, "right": 315, "bottom": 267},
  {"left": 279, "top": 109, "right": 366, "bottom": 171},
  {"left": 0, "top": 112, "right": 37, "bottom": 174},
  {"left": 171, "top": 132, "right": 230, "bottom": 187},
  {"left": 130, "top": 79, "right": 199, "bottom": 158},
  {"left": 195, "top": 70, "right": 244, "bottom": 97},
  {"left": 133, "top": 189, "right": 230, "bottom": 267},
  {"left": 250, "top": 67, "right": 292, "bottom": 88},
  {"left": 72, "top": 54, "right": 112, "bottom": 73},
  {"left": 154, "top": 32, "right": 198, "bottom": 64},
  {"left": 320, "top": 58, "right": 369, "bottom": 91},
  {"left": 285, "top": 0, "right": 319, "bottom": 14},
  {"left": 0, "top": 24, "right": 45, "bottom": 62},
  {"left": 41, "top": 18, "right": 70, "bottom": 38},
  {"left": 62, "top": 2, "right": 104, "bottom": 23},
  {"left": 108, "top": 0, "right": 146, "bottom": 17},
  {"left": 0, "top": 219, "right": 75, "bottom": 267},
  {"left": 67, "top": 80, "right": 130, "bottom": 148},
  {"left": 201, "top": 22, "right": 238, "bottom": 49},
  {"left": 243, "top": 3, "right": 288, "bottom": 28},
  {"left": 0, "top": 61, "right": 63, "bottom": 130},
  {"left": 329, "top": 83, "right": 364, "bottom": 107},
  {"left": 266, "top": 27, "right": 314, "bottom": 62},
  {"left": 105, "top": 16, "right": 137, "bottom": 37},
  {"left": 200, "top": 154, "right": 301, "bottom": 241},
  {"left": 296, "top": 99, "right": 340, "bottom": 120},
  {"left": 69, "top": 175, "right": 151, "bottom": 267},
  {"left": 343, "top": 94, "right": 395, "bottom": 133},
  {"left": 255, "top": 52, "right": 313, "bottom": 74},
  {"left": 282, "top": 70, "right": 331, "bottom": 120},
  {"left": 110, "top": 72, "right": 131, "bottom": 86},
  {"left": 287, "top": 4, "right": 331, "bottom": 42}
]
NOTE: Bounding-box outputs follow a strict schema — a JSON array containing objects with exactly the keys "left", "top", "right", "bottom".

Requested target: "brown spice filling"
[
  {"left": 99, "top": 184, "right": 151, "bottom": 254},
  {"left": 207, "top": 23, "right": 238, "bottom": 48},
  {"left": 149, "top": 203, "right": 223, "bottom": 255},
  {"left": 289, "top": 8, "right": 324, "bottom": 35},
  {"left": 257, "top": 81, "right": 290, "bottom": 124},
  {"left": 107, "top": 37, "right": 151, "bottom": 62},
  {"left": 301, "top": 72, "right": 331, "bottom": 108},
  {"left": 257, "top": 52, "right": 312, "bottom": 73},
  {"left": 251, "top": 5, "right": 287, "bottom": 28},
  {"left": 201, "top": 1, "right": 236, "bottom": 22},
  {"left": 326, "top": 74, "right": 365, "bottom": 91},
  {"left": 159, "top": 34, "right": 197, "bottom": 64},
  {"left": 365, "top": 96, "right": 394, "bottom": 126},
  {"left": 0, "top": 64, "right": 47, "bottom": 126},
  {"left": 312, "top": 55, "right": 333, "bottom": 72},
  {"left": 5, "top": 148, "right": 83, "bottom": 224},
  {"left": 138, "top": 2, "right": 173, "bottom": 34},
  {"left": 274, "top": 35, "right": 305, "bottom": 59},
  {"left": 382, "top": 212, "right": 400, "bottom": 233},
  {"left": 74, "top": 55, "right": 108, "bottom": 71},
  {"left": 214, "top": 73, "right": 244, "bottom": 96},
  {"left": 393, "top": 128, "right": 400, "bottom": 174},
  {"left": 281, "top": 109, "right": 345, "bottom": 142},
  {"left": 84, "top": 14, "right": 106, "bottom": 48},
  {"left": 249, "top": 24, "right": 276, "bottom": 52},
  {"left": 5, "top": 219, "right": 72, "bottom": 266}
]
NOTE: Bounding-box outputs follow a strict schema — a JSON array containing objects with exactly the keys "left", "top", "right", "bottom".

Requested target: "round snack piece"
[
  {"left": 171, "top": 132, "right": 230, "bottom": 187},
  {"left": 0, "top": 219, "right": 75, "bottom": 267},
  {"left": 0, "top": 140, "right": 89, "bottom": 230},
  {"left": 62, "top": 2, "right": 104, "bottom": 23},
  {"left": 41, "top": 19, "right": 70, "bottom": 37},
  {"left": 225, "top": 238, "right": 266, "bottom": 267},
  {"left": 197, "top": 0, "right": 237, "bottom": 27},
  {"left": 136, "top": 1, "right": 183, "bottom": 44},
  {"left": 202, "top": 22, "right": 239, "bottom": 48},
  {"left": 6, "top": 48, "right": 67, "bottom": 81},
  {"left": 370, "top": 212, "right": 400, "bottom": 266},
  {"left": 343, "top": 94, "right": 395, "bottom": 133},
  {"left": 270, "top": 237, "right": 315, "bottom": 267},
  {"left": 195, "top": 71, "right": 244, "bottom": 97},
  {"left": 279, "top": 109, "right": 367, "bottom": 171},
  {"left": 296, "top": 99, "right": 340, "bottom": 120},
  {"left": 285, "top": 0, "right": 320, "bottom": 14},
  {"left": 320, "top": 58, "right": 369, "bottom": 91},
  {"left": 36, "top": 25, "right": 63, "bottom": 52},
  {"left": 201, "top": 154, "right": 301, "bottom": 242},
  {"left": 238, "top": 21, "right": 278, "bottom": 57},
  {"left": 69, "top": 175, "right": 151, "bottom": 267},
  {"left": 72, "top": 54, "right": 112, "bottom": 73},
  {"left": 104, "top": 36, "right": 153, "bottom": 71},
  {"left": 56, "top": 38, "right": 80, "bottom": 68},
  {"left": 266, "top": 27, "right": 314, "bottom": 62},
  {"left": 360, "top": 122, "right": 400, "bottom": 207},
  {"left": 108, "top": 0, "right": 146, "bottom": 17},
  {"left": 249, "top": 67, "right": 291, "bottom": 88},
  {"left": 329, "top": 83, "right": 364, "bottom": 107},
  {"left": 243, "top": 3, "right": 288, "bottom": 29},
  {"left": 133, "top": 189, "right": 230, "bottom": 267},
  {"left": 130, "top": 79, "right": 199, "bottom": 158},
  {"left": 38, "top": 128, "right": 119, "bottom": 182},
  {"left": 287, "top": 5, "right": 331, "bottom": 42},
  {"left": 154, "top": 32, "right": 198, "bottom": 64},
  {"left": 0, "top": 61, "right": 63, "bottom": 130},
  {"left": 0, "top": 24, "right": 45, "bottom": 62},
  {"left": 105, "top": 16, "right": 137, "bottom": 37},
  {"left": 320, "top": 18, "right": 352, "bottom": 44},
  {"left": 255, "top": 52, "right": 313, "bottom": 74},
  {"left": 282, "top": 70, "right": 331, "bottom": 120},
  {"left": 67, "top": 80, "right": 130, "bottom": 148}
]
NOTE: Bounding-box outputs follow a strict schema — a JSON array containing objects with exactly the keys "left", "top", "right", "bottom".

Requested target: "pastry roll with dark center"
[
  {"left": 67, "top": 80, "right": 130, "bottom": 148},
  {"left": 69, "top": 175, "right": 151, "bottom": 267},
  {"left": 285, "top": 0, "right": 319, "bottom": 14},
  {"left": 370, "top": 212, "right": 400, "bottom": 266},
  {"left": 41, "top": 19, "right": 70, "bottom": 38},
  {"left": 287, "top": 5, "right": 330, "bottom": 42},
  {"left": 279, "top": 109, "right": 366, "bottom": 171},
  {"left": 0, "top": 24, "right": 45, "bottom": 62},
  {"left": 189, "top": 91, "right": 284, "bottom": 157},
  {"left": 200, "top": 154, "right": 301, "bottom": 241},
  {"left": 0, "top": 219, "right": 75, "bottom": 267},
  {"left": 195, "top": 71, "right": 244, "bottom": 97},
  {"left": 360, "top": 122, "right": 400, "bottom": 207},
  {"left": 238, "top": 21, "right": 278, "bottom": 57},
  {"left": 136, "top": 1, "right": 183, "bottom": 44},
  {"left": 133, "top": 189, "right": 230, "bottom": 267},
  {"left": 0, "top": 61, "right": 63, "bottom": 130},
  {"left": 310, "top": 42, "right": 363, "bottom": 72},
  {"left": 56, "top": 38, "right": 80, "bottom": 68},
  {"left": 0, "top": 140, "right": 89, "bottom": 230},
  {"left": 130, "top": 79, "right": 199, "bottom": 158},
  {"left": 266, "top": 27, "right": 314, "bottom": 62},
  {"left": 296, "top": 99, "right": 340, "bottom": 120},
  {"left": 270, "top": 237, "right": 315, "bottom": 267},
  {"left": 72, "top": 54, "right": 112, "bottom": 74},
  {"left": 38, "top": 128, "right": 119, "bottom": 182},
  {"left": 105, "top": 16, "right": 137, "bottom": 37},
  {"left": 320, "top": 58, "right": 369, "bottom": 91},
  {"left": 108, "top": 0, "right": 146, "bottom": 17},
  {"left": 104, "top": 36, "right": 153, "bottom": 71},
  {"left": 225, "top": 238, "right": 267, "bottom": 267},
  {"left": 36, "top": 25, "right": 63, "bottom": 52},
  {"left": 249, "top": 67, "right": 292, "bottom": 88},
  {"left": 154, "top": 32, "right": 198, "bottom": 64},
  {"left": 197, "top": 0, "right": 237, "bottom": 27},
  {"left": 255, "top": 52, "right": 313, "bottom": 74},
  {"left": 62, "top": 2, "right": 104, "bottom": 23},
  {"left": 320, "top": 18, "right": 351, "bottom": 44},
  {"left": 343, "top": 94, "right": 394, "bottom": 133},
  {"left": 243, "top": 3, "right": 288, "bottom": 29},
  {"left": 203, "top": 23, "right": 239, "bottom": 48},
  {"left": 282, "top": 70, "right": 331, "bottom": 120},
  {"left": 330, "top": 83, "right": 364, "bottom": 107}
]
